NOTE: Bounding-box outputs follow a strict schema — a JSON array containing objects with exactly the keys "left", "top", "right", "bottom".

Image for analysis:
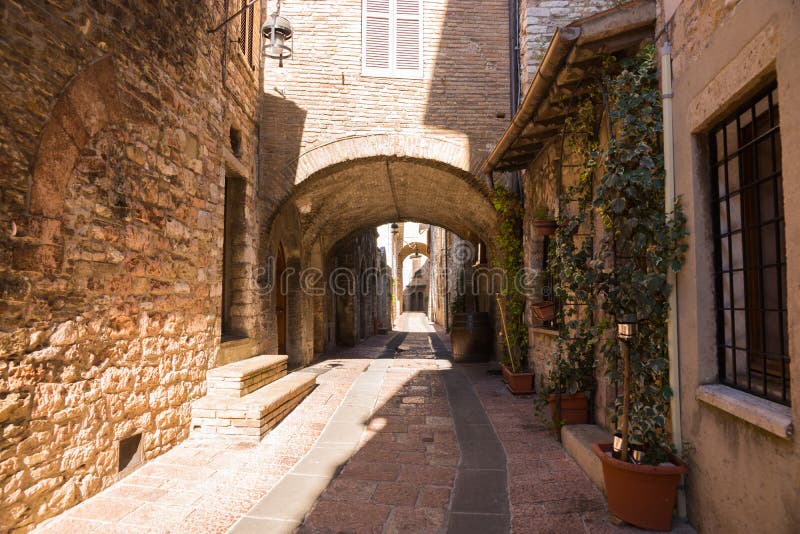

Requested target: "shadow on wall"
[
  {"left": 260, "top": 93, "right": 307, "bottom": 209},
  {"left": 423, "top": 0, "right": 510, "bottom": 172}
]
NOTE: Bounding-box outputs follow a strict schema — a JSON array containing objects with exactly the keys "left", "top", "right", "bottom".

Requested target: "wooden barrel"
[{"left": 450, "top": 312, "right": 492, "bottom": 362}]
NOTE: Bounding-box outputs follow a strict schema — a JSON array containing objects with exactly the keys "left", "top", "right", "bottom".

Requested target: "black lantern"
[
  {"left": 262, "top": 1, "right": 293, "bottom": 66},
  {"left": 390, "top": 223, "right": 399, "bottom": 236},
  {"left": 617, "top": 314, "right": 637, "bottom": 341}
]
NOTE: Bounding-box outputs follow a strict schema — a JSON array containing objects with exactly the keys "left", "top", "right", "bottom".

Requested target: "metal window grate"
[{"left": 710, "top": 81, "right": 789, "bottom": 405}]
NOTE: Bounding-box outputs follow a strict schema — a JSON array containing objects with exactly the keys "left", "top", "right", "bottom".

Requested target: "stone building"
[
  {"left": 3, "top": 0, "right": 797, "bottom": 531},
  {"left": 485, "top": 0, "right": 800, "bottom": 532},
  {"left": 0, "top": 0, "right": 509, "bottom": 528}
]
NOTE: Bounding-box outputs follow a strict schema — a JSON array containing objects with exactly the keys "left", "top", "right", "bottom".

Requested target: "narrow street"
[{"left": 33, "top": 313, "right": 691, "bottom": 534}]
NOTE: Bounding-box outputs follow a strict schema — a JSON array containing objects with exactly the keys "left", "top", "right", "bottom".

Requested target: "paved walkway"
[{"left": 36, "top": 313, "right": 692, "bottom": 534}]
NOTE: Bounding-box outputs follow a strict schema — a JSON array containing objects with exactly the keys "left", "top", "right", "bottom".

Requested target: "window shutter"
[
  {"left": 365, "top": 0, "right": 391, "bottom": 70},
  {"left": 394, "top": 0, "right": 421, "bottom": 73}
]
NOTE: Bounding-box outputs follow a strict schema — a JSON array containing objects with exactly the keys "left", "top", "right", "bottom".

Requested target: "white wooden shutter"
[
  {"left": 363, "top": 0, "right": 422, "bottom": 77},
  {"left": 394, "top": 0, "right": 421, "bottom": 74},
  {"left": 364, "top": 0, "right": 391, "bottom": 70}
]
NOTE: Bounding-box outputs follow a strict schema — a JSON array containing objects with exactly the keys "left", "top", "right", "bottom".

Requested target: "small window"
[
  {"left": 362, "top": 0, "right": 423, "bottom": 78},
  {"left": 118, "top": 433, "right": 143, "bottom": 474},
  {"left": 710, "top": 81, "right": 789, "bottom": 405}
]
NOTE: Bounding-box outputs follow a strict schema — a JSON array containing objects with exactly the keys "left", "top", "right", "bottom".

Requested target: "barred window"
[{"left": 710, "top": 81, "right": 789, "bottom": 405}]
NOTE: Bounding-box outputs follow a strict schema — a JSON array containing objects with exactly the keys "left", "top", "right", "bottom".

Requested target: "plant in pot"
[
  {"left": 493, "top": 185, "right": 532, "bottom": 395},
  {"left": 532, "top": 204, "right": 557, "bottom": 236},
  {"left": 543, "top": 346, "right": 594, "bottom": 430},
  {"left": 586, "top": 46, "right": 689, "bottom": 531}
]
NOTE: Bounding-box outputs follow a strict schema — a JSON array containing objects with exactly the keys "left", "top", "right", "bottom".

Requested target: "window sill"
[
  {"left": 696, "top": 384, "right": 793, "bottom": 439},
  {"left": 531, "top": 327, "right": 558, "bottom": 338}
]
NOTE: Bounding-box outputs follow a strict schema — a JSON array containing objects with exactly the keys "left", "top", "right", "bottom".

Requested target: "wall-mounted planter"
[
  {"left": 592, "top": 443, "right": 688, "bottom": 531},
  {"left": 533, "top": 219, "right": 557, "bottom": 236},
  {"left": 531, "top": 301, "right": 555, "bottom": 322},
  {"left": 502, "top": 364, "right": 534, "bottom": 394}
]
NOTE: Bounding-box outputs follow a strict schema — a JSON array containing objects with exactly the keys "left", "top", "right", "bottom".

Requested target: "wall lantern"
[
  {"left": 410, "top": 243, "right": 421, "bottom": 260},
  {"left": 262, "top": 0, "right": 293, "bottom": 66},
  {"left": 390, "top": 223, "right": 399, "bottom": 236},
  {"left": 617, "top": 314, "right": 637, "bottom": 341}
]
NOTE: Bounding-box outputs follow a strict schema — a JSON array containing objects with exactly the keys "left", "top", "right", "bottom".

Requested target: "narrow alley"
[{"left": 32, "top": 314, "right": 689, "bottom": 534}]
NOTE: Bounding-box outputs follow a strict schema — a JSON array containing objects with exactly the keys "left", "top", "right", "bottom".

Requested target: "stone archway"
[{"left": 14, "top": 56, "right": 134, "bottom": 274}]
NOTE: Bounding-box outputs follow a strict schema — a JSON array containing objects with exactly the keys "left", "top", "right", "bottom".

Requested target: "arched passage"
[{"left": 265, "top": 134, "right": 499, "bottom": 362}]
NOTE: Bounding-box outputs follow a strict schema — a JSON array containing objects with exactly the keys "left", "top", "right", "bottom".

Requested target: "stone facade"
[
  {"left": 518, "top": 0, "right": 616, "bottom": 88},
  {"left": 663, "top": 0, "right": 800, "bottom": 531},
  {"left": 0, "top": 1, "right": 266, "bottom": 530}
]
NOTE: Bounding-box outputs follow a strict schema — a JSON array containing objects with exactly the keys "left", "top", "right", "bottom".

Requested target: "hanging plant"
[{"left": 492, "top": 184, "right": 528, "bottom": 372}]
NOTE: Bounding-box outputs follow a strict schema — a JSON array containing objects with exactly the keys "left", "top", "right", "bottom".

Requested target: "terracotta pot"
[
  {"left": 533, "top": 219, "right": 557, "bottom": 236},
  {"left": 592, "top": 443, "right": 688, "bottom": 531},
  {"left": 532, "top": 301, "right": 555, "bottom": 322},
  {"left": 548, "top": 392, "right": 589, "bottom": 425},
  {"left": 501, "top": 365, "right": 534, "bottom": 394}
]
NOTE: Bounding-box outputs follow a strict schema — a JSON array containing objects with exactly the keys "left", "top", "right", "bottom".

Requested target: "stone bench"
[
  {"left": 191, "top": 370, "right": 317, "bottom": 439},
  {"left": 206, "top": 354, "right": 288, "bottom": 398}
]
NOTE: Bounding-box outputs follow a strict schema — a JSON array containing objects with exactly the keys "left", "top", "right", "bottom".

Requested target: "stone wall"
[
  {"left": 664, "top": 0, "right": 800, "bottom": 531},
  {"left": 518, "top": 0, "right": 616, "bottom": 89},
  {"left": 0, "top": 1, "right": 265, "bottom": 530}
]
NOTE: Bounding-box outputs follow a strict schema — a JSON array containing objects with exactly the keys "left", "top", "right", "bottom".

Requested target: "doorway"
[{"left": 275, "top": 245, "right": 287, "bottom": 354}]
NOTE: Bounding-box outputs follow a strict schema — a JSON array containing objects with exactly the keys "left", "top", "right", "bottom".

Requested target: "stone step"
[
  {"left": 191, "top": 370, "right": 317, "bottom": 440},
  {"left": 206, "top": 354, "right": 288, "bottom": 398}
]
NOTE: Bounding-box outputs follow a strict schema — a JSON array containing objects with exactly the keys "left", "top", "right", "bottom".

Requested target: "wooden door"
[{"left": 276, "top": 246, "right": 287, "bottom": 354}]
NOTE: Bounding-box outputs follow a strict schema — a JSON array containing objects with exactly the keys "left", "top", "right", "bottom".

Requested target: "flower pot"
[
  {"left": 592, "top": 443, "right": 688, "bottom": 531},
  {"left": 533, "top": 219, "right": 557, "bottom": 237},
  {"left": 532, "top": 301, "right": 555, "bottom": 322},
  {"left": 501, "top": 364, "right": 534, "bottom": 395},
  {"left": 548, "top": 392, "right": 589, "bottom": 425}
]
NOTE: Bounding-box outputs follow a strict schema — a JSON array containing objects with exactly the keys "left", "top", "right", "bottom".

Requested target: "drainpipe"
[{"left": 661, "top": 42, "right": 687, "bottom": 520}]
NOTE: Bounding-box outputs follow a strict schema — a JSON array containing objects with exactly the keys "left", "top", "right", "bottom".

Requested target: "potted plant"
[
  {"left": 532, "top": 204, "right": 557, "bottom": 236},
  {"left": 492, "top": 186, "right": 531, "bottom": 394},
  {"left": 496, "top": 294, "right": 533, "bottom": 394},
  {"left": 543, "top": 352, "right": 592, "bottom": 428},
  {"left": 583, "top": 46, "right": 688, "bottom": 531}
]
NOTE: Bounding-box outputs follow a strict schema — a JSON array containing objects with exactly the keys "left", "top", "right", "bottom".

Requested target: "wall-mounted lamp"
[
  {"left": 617, "top": 314, "right": 637, "bottom": 341},
  {"left": 262, "top": 0, "right": 293, "bottom": 67},
  {"left": 390, "top": 223, "right": 399, "bottom": 236}
]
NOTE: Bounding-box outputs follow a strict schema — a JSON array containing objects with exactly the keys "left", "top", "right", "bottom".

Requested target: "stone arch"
[
  {"left": 285, "top": 133, "right": 475, "bottom": 187},
  {"left": 397, "top": 242, "right": 429, "bottom": 264},
  {"left": 15, "top": 56, "right": 132, "bottom": 273}
]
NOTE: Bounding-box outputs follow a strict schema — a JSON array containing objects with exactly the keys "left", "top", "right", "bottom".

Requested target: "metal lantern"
[
  {"left": 617, "top": 314, "right": 637, "bottom": 341},
  {"left": 262, "top": 1, "right": 293, "bottom": 65},
  {"left": 390, "top": 223, "right": 399, "bottom": 236}
]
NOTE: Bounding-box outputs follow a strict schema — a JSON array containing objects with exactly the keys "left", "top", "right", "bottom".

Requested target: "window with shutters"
[
  {"left": 362, "top": 0, "right": 423, "bottom": 78},
  {"left": 237, "top": 0, "right": 256, "bottom": 70}
]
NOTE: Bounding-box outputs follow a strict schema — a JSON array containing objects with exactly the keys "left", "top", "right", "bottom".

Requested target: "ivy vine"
[
  {"left": 549, "top": 45, "right": 687, "bottom": 463},
  {"left": 492, "top": 184, "right": 529, "bottom": 371}
]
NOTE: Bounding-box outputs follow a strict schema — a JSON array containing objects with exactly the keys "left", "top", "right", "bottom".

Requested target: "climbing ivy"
[
  {"left": 549, "top": 45, "right": 687, "bottom": 463},
  {"left": 548, "top": 95, "right": 603, "bottom": 397},
  {"left": 492, "top": 184, "right": 528, "bottom": 371}
]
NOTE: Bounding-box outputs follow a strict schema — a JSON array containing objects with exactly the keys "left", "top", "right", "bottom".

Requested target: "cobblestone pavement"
[{"left": 36, "top": 314, "right": 692, "bottom": 533}]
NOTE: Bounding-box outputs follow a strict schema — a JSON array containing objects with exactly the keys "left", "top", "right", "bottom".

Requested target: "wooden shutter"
[
  {"left": 394, "top": 0, "right": 421, "bottom": 74},
  {"left": 365, "top": 0, "right": 391, "bottom": 70}
]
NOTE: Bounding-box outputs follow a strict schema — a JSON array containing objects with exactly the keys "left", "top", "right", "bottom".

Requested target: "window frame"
[
  {"left": 361, "top": 0, "right": 424, "bottom": 79},
  {"left": 709, "top": 80, "right": 789, "bottom": 406}
]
